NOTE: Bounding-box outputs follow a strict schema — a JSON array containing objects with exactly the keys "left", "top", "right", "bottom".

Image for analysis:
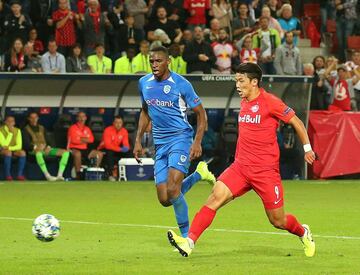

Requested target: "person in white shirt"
[{"left": 41, "top": 39, "right": 66, "bottom": 73}]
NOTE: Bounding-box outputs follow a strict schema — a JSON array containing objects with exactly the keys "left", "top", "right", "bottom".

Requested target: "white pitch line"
[{"left": 0, "top": 216, "right": 360, "bottom": 240}]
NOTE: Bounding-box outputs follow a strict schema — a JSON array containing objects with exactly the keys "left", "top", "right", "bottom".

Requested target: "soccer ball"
[{"left": 32, "top": 214, "right": 60, "bottom": 242}]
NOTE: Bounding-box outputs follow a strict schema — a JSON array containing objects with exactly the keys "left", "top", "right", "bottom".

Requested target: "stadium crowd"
[{"left": 0, "top": 0, "right": 359, "bottom": 111}]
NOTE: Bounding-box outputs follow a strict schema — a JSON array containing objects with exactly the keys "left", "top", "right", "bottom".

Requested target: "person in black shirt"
[
  {"left": 183, "top": 26, "right": 216, "bottom": 74},
  {"left": 107, "top": 2, "right": 127, "bottom": 59},
  {"left": 147, "top": 6, "right": 182, "bottom": 46},
  {"left": 4, "top": 37, "right": 28, "bottom": 72},
  {"left": 150, "top": 0, "right": 187, "bottom": 30},
  {"left": 3, "top": 1, "right": 32, "bottom": 48}
]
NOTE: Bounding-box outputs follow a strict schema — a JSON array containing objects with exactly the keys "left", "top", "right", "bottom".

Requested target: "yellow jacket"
[
  {"left": 132, "top": 53, "right": 151, "bottom": 73},
  {"left": 0, "top": 125, "right": 22, "bottom": 151},
  {"left": 169, "top": 56, "right": 187, "bottom": 75},
  {"left": 114, "top": 56, "right": 134, "bottom": 74}
]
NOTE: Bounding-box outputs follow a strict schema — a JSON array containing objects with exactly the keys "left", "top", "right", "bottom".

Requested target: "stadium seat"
[
  {"left": 123, "top": 115, "right": 137, "bottom": 152},
  {"left": 88, "top": 115, "right": 104, "bottom": 148},
  {"left": 326, "top": 20, "right": 336, "bottom": 33},
  {"left": 347, "top": 36, "right": 360, "bottom": 50},
  {"left": 53, "top": 114, "right": 72, "bottom": 148}
]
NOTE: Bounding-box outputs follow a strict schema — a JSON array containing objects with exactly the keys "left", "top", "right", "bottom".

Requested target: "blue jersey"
[{"left": 138, "top": 71, "right": 202, "bottom": 145}]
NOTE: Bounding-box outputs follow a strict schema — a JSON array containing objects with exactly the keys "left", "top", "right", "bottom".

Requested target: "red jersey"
[
  {"left": 235, "top": 88, "right": 295, "bottom": 167},
  {"left": 329, "top": 79, "right": 352, "bottom": 111},
  {"left": 97, "top": 126, "right": 130, "bottom": 152},
  {"left": 67, "top": 123, "right": 94, "bottom": 150},
  {"left": 52, "top": 9, "right": 77, "bottom": 47},
  {"left": 183, "top": 0, "right": 210, "bottom": 25}
]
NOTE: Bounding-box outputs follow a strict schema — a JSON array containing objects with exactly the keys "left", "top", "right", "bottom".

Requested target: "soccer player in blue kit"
[{"left": 133, "top": 46, "right": 215, "bottom": 237}]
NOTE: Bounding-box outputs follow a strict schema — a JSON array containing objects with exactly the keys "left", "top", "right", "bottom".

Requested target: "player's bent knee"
[
  {"left": 269, "top": 217, "right": 287, "bottom": 229},
  {"left": 206, "top": 182, "right": 232, "bottom": 210},
  {"left": 158, "top": 198, "right": 172, "bottom": 207}
]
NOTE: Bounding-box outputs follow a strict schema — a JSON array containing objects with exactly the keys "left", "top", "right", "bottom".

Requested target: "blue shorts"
[{"left": 154, "top": 139, "right": 192, "bottom": 185}]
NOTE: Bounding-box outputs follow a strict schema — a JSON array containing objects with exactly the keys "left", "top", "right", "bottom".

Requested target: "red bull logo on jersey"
[
  {"left": 146, "top": 99, "right": 174, "bottom": 107},
  {"left": 238, "top": 114, "right": 261, "bottom": 124}
]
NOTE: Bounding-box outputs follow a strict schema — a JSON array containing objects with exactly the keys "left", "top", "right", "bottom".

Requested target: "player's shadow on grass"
[{"left": 194, "top": 245, "right": 299, "bottom": 259}]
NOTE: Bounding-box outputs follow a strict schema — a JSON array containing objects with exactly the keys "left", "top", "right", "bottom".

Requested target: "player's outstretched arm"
[
  {"left": 288, "top": 115, "right": 316, "bottom": 165},
  {"left": 133, "top": 106, "right": 151, "bottom": 162},
  {"left": 190, "top": 104, "right": 207, "bottom": 160}
]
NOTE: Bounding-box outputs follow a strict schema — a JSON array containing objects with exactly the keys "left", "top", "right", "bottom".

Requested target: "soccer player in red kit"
[{"left": 167, "top": 62, "right": 316, "bottom": 257}]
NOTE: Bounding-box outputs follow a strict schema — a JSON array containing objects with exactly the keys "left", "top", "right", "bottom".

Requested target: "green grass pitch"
[{"left": 0, "top": 180, "right": 359, "bottom": 274}]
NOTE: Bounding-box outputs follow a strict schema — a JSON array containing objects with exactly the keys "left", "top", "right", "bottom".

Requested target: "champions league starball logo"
[{"left": 163, "top": 85, "right": 171, "bottom": 94}]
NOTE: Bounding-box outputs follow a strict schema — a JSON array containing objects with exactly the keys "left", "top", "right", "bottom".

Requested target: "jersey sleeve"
[
  {"left": 266, "top": 94, "right": 295, "bottom": 123},
  {"left": 180, "top": 79, "right": 202, "bottom": 109}
]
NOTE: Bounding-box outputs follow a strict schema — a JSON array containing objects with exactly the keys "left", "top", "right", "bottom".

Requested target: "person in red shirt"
[
  {"left": 168, "top": 63, "right": 317, "bottom": 258},
  {"left": 183, "top": 0, "right": 210, "bottom": 29},
  {"left": 98, "top": 116, "right": 130, "bottom": 180},
  {"left": 52, "top": 0, "right": 81, "bottom": 56},
  {"left": 67, "top": 112, "right": 103, "bottom": 179}
]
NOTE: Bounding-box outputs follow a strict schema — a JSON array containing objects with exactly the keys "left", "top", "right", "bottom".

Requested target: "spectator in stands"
[
  {"left": 28, "top": 28, "right": 44, "bottom": 55},
  {"left": 313, "top": 55, "right": 326, "bottom": 76},
  {"left": 150, "top": 0, "right": 187, "bottom": 30},
  {"left": 80, "top": 0, "right": 113, "bottom": 55},
  {"left": 180, "top": 29, "right": 193, "bottom": 48},
  {"left": 333, "top": 0, "right": 357, "bottom": 61},
  {"left": 183, "top": 0, "right": 210, "bottom": 29},
  {"left": 274, "top": 31, "right": 302, "bottom": 75},
  {"left": 0, "top": 115, "right": 26, "bottom": 181},
  {"left": 125, "top": 0, "right": 149, "bottom": 41},
  {"left": 204, "top": 18, "right": 221, "bottom": 44},
  {"left": 248, "top": 0, "right": 261, "bottom": 22},
  {"left": 303, "top": 63, "right": 328, "bottom": 110},
  {"left": 3, "top": 1, "right": 32, "bottom": 48},
  {"left": 236, "top": 34, "right": 259, "bottom": 64},
  {"left": 169, "top": 43, "right": 187, "bottom": 74},
  {"left": 114, "top": 46, "right": 137, "bottom": 74},
  {"left": 52, "top": 0, "right": 81, "bottom": 57},
  {"left": 67, "top": 111, "right": 104, "bottom": 179},
  {"left": 232, "top": 3, "right": 255, "bottom": 41},
  {"left": 252, "top": 16, "right": 281, "bottom": 74},
  {"left": 183, "top": 26, "right": 216, "bottom": 74},
  {"left": 132, "top": 40, "right": 151, "bottom": 73},
  {"left": 41, "top": 39, "right": 66, "bottom": 73},
  {"left": 211, "top": 28, "right": 234, "bottom": 74},
  {"left": 277, "top": 4, "right": 301, "bottom": 46},
  {"left": 0, "top": 0, "right": 9, "bottom": 55},
  {"left": 4, "top": 38, "right": 28, "bottom": 72},
  {"left": 261, "top": 5, "right": 284, "bottom": 39},
  {"left": 107, "top": 2, "right": 127, "bottom": 58},
  {"left": 320, "top": 0, "right": 335, "bottom": 34},
  {"left": 87, "top": 43, "right": 112, "bottom": 74},
  {"left": 212, "top": 0, "right": 233, "bottom": 37},
  {"left": 23, "top": 42, "right": 42, "bottom": 72},
  {"left": 98, "top": 116, "right": 130, "bottom": 180},
  {"left": 345, "top": 51, "right": 360, "bottom": 110},
  {"left": 23, "top": 112, "right": 70, "bottom": 181},
  {"left": 66, "top": 43, "right": 89, "bottom": 72},
  {"left": 147, "top": 6, "right": 182, "bottom": 46},
  {"left": 324, "top": 59, "right": 359, "bottom": 111},
  {"left": 28, "top": 0, "right": 55, "bottom": 47},
  {"left": 267, "top": 0, "right": 280, "bottom": 19}
]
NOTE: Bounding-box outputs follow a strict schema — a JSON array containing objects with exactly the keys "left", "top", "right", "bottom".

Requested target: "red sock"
[
  {"left": 285, "top": 214, "right": 305, "bottom": 237},
  {"left": 188, "top": 206, "right": 216, "bottom": 242}
]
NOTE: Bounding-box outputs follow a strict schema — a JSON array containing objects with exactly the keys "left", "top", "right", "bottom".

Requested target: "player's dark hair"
[
  {"left": 235, "top": 63, "right": 262, "bottom": 86},
  {"left": 150, "top": 46, "right": 169, "bottom": 57},
  {"left": 114, "top": 115, "right": 123, "bottom": 121}
]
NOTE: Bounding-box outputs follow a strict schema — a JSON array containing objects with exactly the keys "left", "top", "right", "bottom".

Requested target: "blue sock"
[
  {"left": 181, "top": 172, "right": 201, "bottom": 194},
  {"left": 4, "top": 156, "right": 11, "bottom": 177},
  {"left": 17, "top": 156, "right": 26, "bottom": 177},
  {"left": 170, "top": 193, "right": 189, "bottom": 237}
]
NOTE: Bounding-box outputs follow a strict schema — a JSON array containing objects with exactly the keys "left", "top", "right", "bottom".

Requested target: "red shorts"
[{"left": 218, "top": 161, "right": 284, "bottom": 209}]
